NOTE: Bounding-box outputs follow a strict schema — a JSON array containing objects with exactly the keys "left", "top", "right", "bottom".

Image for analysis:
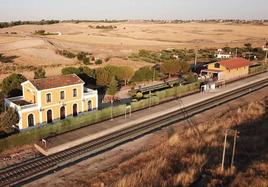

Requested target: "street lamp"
[
  {"left": 110, "top": 99, "right": 114, "bottom": 121},
  {"left": 263, "top": 41, "right": 268, "bottom": 64},
  {"left": 125, "top": 105, "right": 132, "bottom": 118},
  {"left": 149, "top": 91, "right": 152, "bottom": 109}
]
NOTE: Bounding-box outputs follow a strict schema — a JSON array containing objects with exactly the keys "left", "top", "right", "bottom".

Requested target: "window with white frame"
[
  {"left": 73, "top": 89, "right": 77, "bottom": 97},
  {"left": 46, "top": 93, "right": 52, "bottom": 103},
  {"left": 60, "top": 91, "right": 65, "bottom": 100}
]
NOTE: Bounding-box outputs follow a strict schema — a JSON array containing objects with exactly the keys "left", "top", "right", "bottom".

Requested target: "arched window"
[
  {"left": 60, "top": 106, "right": 66, "bottom": 120},
  {"left": 73, "top": 104, "right": 78, "bottom": 117},
  {"left": 28, "top": 114, "right": 34, "bottom": 127},
  {"left": 88, "top": 100, "right": 92, "bottom": 111},
  {"left": 47, "top": 110, "right": 53, "bottom": 123}
]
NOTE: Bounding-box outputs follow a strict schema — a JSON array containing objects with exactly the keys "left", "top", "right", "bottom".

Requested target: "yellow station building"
[
  {"left": 4, "top": 74, "right": 98, "bottom": 130},
  {"left": 201, "top": 58, "right": 251, "bottom": 80}
]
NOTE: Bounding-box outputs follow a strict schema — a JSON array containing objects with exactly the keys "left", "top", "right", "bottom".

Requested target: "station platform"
[{"left": 35, "top": 72, "right": 268, "bottom": 156}]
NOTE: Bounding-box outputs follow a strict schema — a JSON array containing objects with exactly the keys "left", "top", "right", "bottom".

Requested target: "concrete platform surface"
[{"left": 35, "top": 72, "right": 268, "bottom": 155}]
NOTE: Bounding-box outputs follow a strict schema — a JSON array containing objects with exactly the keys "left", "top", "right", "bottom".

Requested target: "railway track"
[{"left": 0, "top": 78, "right": 268, "bottom": 186}]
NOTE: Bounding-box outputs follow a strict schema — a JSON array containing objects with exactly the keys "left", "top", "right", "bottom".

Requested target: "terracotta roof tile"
[
  {"left": 30, "top": 74, "right": 84, "bottom": 90},
  {"left": 219, "top": 58, "right": 251, "bottom": 69}
]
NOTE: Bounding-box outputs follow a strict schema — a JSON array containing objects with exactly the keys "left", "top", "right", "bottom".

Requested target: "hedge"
[
  {"left": 249, "top": 64, "right": 267, "bottom": 74},
  {"left": 0, "top": 81, "right": 200, "bottom": 152}
]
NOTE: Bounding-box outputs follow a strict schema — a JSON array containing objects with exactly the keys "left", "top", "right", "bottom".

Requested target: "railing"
[
  {"left": 5, "top": 97, "right": 38, "bottom": 111},
  {"left": 84, "top": 88, "right": 98, "bottom": 96},
  {"left": 7, "top": 96, "right": 24, "bottom": 102},
  {"left": 21, "top": 103, "right": 38, "bottom": 110}
]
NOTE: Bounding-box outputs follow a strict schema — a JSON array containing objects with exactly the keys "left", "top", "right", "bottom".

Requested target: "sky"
[{"left": 0, "top": 0, "right": 267, "bottom": 22}]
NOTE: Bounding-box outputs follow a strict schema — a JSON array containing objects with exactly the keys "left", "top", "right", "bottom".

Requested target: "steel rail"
[{"left": 0, "top": 78, "right": 268, "bottom": 186}]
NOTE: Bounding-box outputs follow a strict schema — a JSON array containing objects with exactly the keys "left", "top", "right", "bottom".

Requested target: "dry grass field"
[
  {"left": 0, "top": 21, "right": 268, "bottom": 80},
  {"left": 88, "top": 98, "right": 268, "bottom": 187}
]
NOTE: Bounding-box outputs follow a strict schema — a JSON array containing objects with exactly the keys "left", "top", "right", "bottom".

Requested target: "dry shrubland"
[{"left": 88, "top": 98, "right": 268, "bottom": 187}]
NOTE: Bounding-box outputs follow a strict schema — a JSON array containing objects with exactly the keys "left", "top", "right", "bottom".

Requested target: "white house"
[{"left": 215, "top": 49, "right": 232, "bottom": 59}]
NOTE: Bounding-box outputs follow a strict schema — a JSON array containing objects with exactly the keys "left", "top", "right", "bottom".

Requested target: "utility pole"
[
  {"left": 264, "top": 47, "right": 268, "bottom": 64},
  {"left": 221, "top": 130, "right": 228, "bottom": 172},
  {"left": 149, "top": 91, "right": 152, "bottom": 109},
  {"left": 262, "top": 40, "right": 268, "bottom": 64},
  {"left": 221, "top": 129, "right": 239, "bottom": 172},
  {"left": 231, "top": 130, "right": 238, "bottom": 170},
  {"left": 110, "top": 99, "right": 114, "bottom": 121},
  {"left": 153, "top": 67, "right": 156, "bottom": 83},
  {"left": 194, "top": 49, "right": 198, "bottom": 72}
]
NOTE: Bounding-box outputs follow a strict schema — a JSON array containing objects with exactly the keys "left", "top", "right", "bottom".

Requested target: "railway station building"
[
  {"left": 4, "top": 74, "right": 98, "bottom": 130},
  {"left": 201, "top": 57, "right": 251, "bottom": 81}
]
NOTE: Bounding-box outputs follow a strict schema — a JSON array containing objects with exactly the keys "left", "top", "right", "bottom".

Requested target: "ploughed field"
[{"left": 0, "top": 21, "right": 268, "bottom": 80}]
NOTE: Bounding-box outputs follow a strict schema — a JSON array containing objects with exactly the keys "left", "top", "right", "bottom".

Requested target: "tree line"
[
  {"left": 0, "top": 20, "right": 60, "bottom": 29},
  {"left": 0, "top": 60, "right": 192, "bottom": 132}
]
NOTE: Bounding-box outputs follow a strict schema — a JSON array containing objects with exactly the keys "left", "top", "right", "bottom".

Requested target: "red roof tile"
[
  {"left": 219, "top": 58, "right": 251, "bottom": 69},
  {"left": 30, "top": 74, "right": 84, "bottom": 90}
]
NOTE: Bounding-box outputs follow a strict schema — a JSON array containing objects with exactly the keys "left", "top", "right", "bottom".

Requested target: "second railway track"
[{"left": 0, "top": 77, "right": 268, "bottom": 186}]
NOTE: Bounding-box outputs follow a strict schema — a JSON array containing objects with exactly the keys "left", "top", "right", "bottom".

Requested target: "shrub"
[
  {"left": 56, "top": 50, "right": 76, "bottom": 59},
  {"left": 184, "top": 73, "right": 197, "bottom": 84},
  {"left": 1, "top": 73, "right": 27, "bottom": 97},
  {"left": 35, "top": 30, "right": 46, "bottom": 35},
  {"left": 34, "top": 67, "right": 46, "bottom": 79},
  {"left": 61, "top": 67, "right": 81, "bottom": 75},
  {"left": 95, "top": 59, "right": 103, "bottom": 65},
  {"left": 77, "top": 52, "right": 89, "bottom": 61},
  {"left": 82, "top": 57, "right": 91, "bottom": 65},
  {"left": 0, "top": 108, "right": 19, "bottom": 133}
]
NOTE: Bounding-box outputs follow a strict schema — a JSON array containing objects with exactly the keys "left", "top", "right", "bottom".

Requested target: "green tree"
[
  {"left": 107, "top": 76, "right": 118, "bottom": 97},
  {"left": 95, "top": 68, "right": 111, "bottom": 86},
  {"left": 107, "top": 76, "right": 118, "bottom": 120},
  {"left": 117, "top": 66, "right": 134, "bottom": 86},
  {"left": 0, "top": 108, "right": 19, "bottom": 133},
  {"left": 2, "top": 74, "right": 27, "bottom": 97},
  {"left": 0, "top": 91, "right": 4, "bottom": 113},
  {"left": 178, "top": 61, "right": 190, "bottom": 75},
  {"left": 34, "top": 67, "right": 46, "bottom": 79},
  {"left": 131, "top": 66, "right": 154, "bottom": 82},
  {"left": 61, "top": 67, "right": 81, "bottom": 75},
  {"left": 160, "top": 60, "right": 180, "bottom": 78},
  {"left": 104, "top": 65, "right": 120, "bottom": 78},
  {"left": 79, "top": 66, "right": 96, "bottom": 78}
]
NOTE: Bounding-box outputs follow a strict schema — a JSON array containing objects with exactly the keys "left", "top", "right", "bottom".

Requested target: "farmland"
[{"left": 0, "top": 21, "right": 268, "bottom": 81}]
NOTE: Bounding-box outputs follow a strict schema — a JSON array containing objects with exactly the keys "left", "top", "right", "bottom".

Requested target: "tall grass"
[{"left": 87, "top": 99, "right": 268, "bottom": 187}]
